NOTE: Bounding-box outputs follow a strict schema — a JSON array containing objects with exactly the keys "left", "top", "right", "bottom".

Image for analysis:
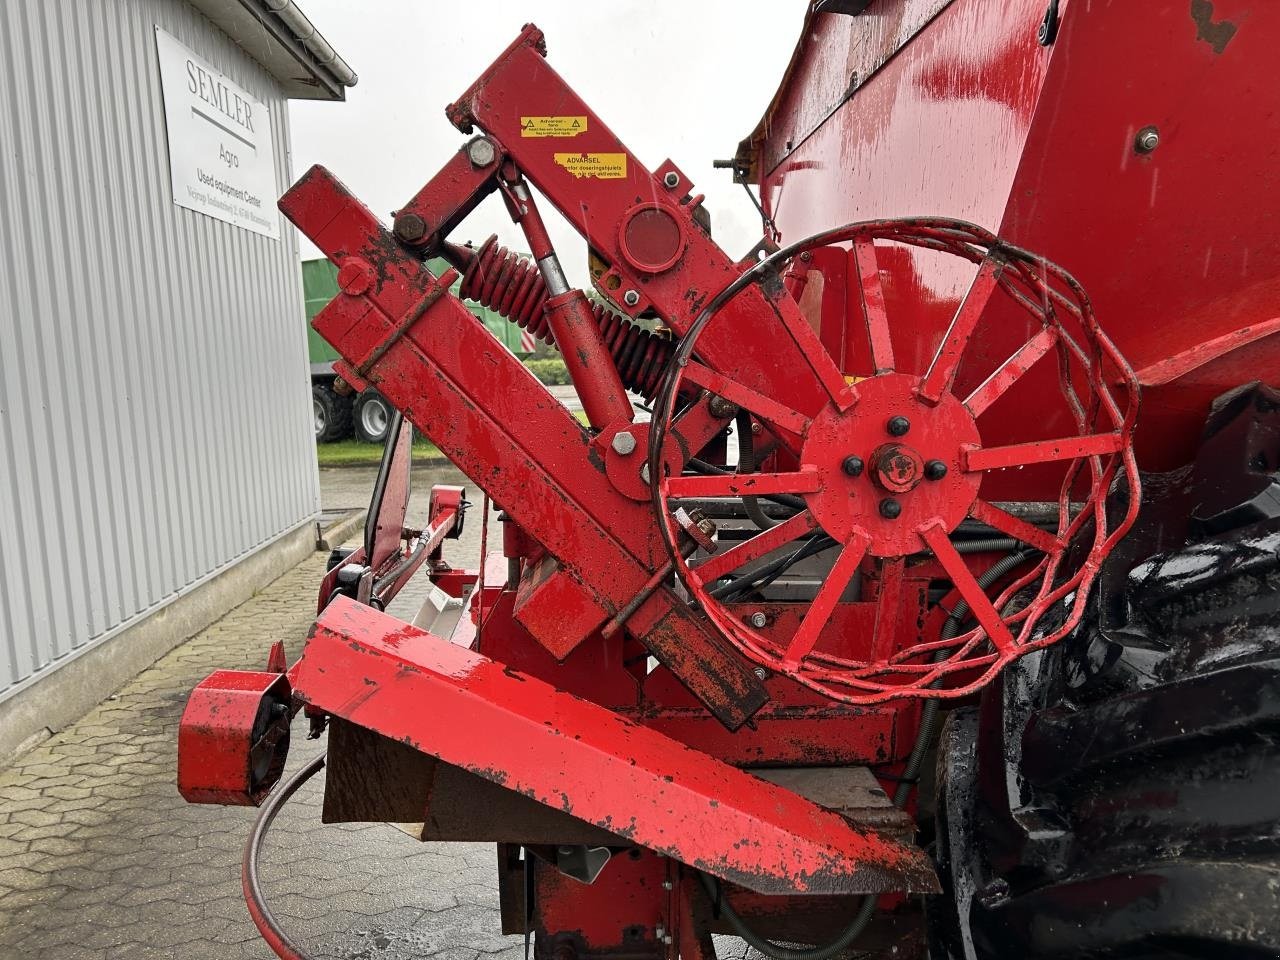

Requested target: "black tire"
[
  {"left": 352, "top": 390, "right": 392, "bottom": 445},
  {"left": 930, "top": 383, "right": 1280, "bottom": 960},
  {"left": 312, "top": 383, "right": 353, "bottom": 443}
]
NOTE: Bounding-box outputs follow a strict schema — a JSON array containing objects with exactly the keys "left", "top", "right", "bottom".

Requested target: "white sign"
[{"left": 154, "top": 27, "right": 280, "bottom": 239}]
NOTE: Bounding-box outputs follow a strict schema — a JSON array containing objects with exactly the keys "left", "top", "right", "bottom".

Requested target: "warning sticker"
[
  {"left": 520, "top": 116, "right": 588, "bottom": 138},
  {"left": 554, "top": 152, "right": 628, "bottom": 180}
]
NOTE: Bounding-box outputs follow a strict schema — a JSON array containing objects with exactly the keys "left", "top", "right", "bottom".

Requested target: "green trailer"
[{"left": 305, "top": 257, "right": 528, "bottom": 442}]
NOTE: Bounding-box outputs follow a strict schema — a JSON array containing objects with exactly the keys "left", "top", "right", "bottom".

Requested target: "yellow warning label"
[
  {"left": 520, "top": 116, "right": 588, "bottom": 138},
  {"left": 553, "top": 152, "right": 628, "bottom": 180}
]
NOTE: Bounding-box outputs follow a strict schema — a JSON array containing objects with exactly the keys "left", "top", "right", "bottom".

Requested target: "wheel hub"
[{"left": 800, "top": 373, "right": 981, "bottom": 557}]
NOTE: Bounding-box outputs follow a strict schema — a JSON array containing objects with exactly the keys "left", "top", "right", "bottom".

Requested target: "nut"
[
  {"left": 663, "top": 171, "right": 680, "bottom": 188},
  {"left": 639, "top": 463, "right": 651, "bottom": 484},
  {"left": 1134, "top": 126, "right": 1159, "bottom": 154},
  {"left": 623, "top": 290, "right": 641, "bottom": 308},
  {"left": 707, "top": 395, "right": 738, "bottom": 419},
  {"left": 753, "top": 666, "right": 769, "bottom": 680},
  {"left": 611, "top": 431, "right": 637, "bottom": 456},
  {"left": 467, "top": 137, "right": 497, "bottom": 167},
  {"left": 748, "top": 611, "right": 768, "bottom": 629},
  {"left": 393, "top": 212, "right": 428, "bottom": 244}
]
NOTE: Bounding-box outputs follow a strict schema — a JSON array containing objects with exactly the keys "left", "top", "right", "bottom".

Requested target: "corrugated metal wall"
[{"left": 0, "top": 0, "right": 320, "bottom": 700}]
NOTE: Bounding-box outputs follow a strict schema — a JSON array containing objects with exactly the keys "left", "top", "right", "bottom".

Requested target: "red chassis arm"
[{"left": 293, "top": 596, "right": 937, "bottom": 898}]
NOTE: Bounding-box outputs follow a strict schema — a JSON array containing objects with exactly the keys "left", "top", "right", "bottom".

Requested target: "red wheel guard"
[{"left": 292, "top": 597, "right": 938, "bottom": 897}]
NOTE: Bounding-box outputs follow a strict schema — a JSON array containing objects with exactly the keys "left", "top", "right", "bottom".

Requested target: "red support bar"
[
  {"left": 783, "top": 530, "right": 870, "bottom": 667},
  {"left": 296, "top": 597, "right": 939, "bottom": 896},
  {"left": 918, "top": 257, "right": 1004, "bottom": 404},
  {"left": 963, "top": 326, "right": 1057, "bottom": 417},
  {"left": 682, "top": 361, "right": 812, "bottom": 439},
  {"left": 690, "top": 510, "right": 818, "bottom": 586},
  {"left": 964, "top": 432, "right": 1124, "bottom": 472},
  {"left": 853, "top": 238, "right": 894, "bottom": 374},
  {"left": 968, "top": 498, "right": 1059, "bottom": 553},
  {"left": 919, "top": 523, "right": 1016, "bottom": 653},
  {"left": 664, "top": 467, "right": 821, "bottom": 500}
]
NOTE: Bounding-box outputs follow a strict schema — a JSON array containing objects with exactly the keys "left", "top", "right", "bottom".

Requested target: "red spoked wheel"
[{"left": 647, "top": 219, "right": 1141, "bottom": 705}]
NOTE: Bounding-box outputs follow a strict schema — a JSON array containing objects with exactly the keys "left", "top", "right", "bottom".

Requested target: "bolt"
[
  {"left": 887, "top": 415, "right": 911, "bottom": 437},
  {"left": 623, "top": 290, "right": 641, "bottom": 307},
  {"left": 842, "top": 455, "right": 864, "bottom": 477},
  {"left": 924, "top": 459, "right": 948, "bottom": 480},
  {"left": 977, "top": 878, "right": 1010, "bottom": 908},
  {"left": 748, "top": 611, "right": 768, "bottom": 629},
  {"left": 393, "top": 212, "right": 427, "bottom": 244},
  {"left": 467, "top": 137, "right": 497, "bottom": 168},
  {"left": 611, "top": 431, "right": 637, "bottom": 456},
  {"left": 663, "top": 935, "right": 673, "bottom": 946},
  {"left": 639, "top": 463, "right": 651, "bottom": 484},
  {"left": 1135, "top": 126, "right": 1159, "bottom": 154},
  {"left": 753, "top": 666, "right": 768, "bottom": 680},
  {"left": 662, "top": 879, "right": 673, "bottom": 891},
  {"left": 663, "top": 171, "right": 680, "bottom": 189},
  {"left": 655, "top": 925, "right": 665, "bottom": 941},
  {"left": 880, "top": 498, "right": 902, "bottom": 520},
  {"left": 708, "top": 395, "right": 737, "bottom": 419}
]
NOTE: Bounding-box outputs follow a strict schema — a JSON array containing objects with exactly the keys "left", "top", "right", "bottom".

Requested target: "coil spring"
[{"left": 457, "top": 236, "right": 673, "bottom": 401}]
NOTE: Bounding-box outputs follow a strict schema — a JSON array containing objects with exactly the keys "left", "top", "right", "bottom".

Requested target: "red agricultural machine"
[{"left": 178, "top": 3, "right": 1280, "bottom": 958}]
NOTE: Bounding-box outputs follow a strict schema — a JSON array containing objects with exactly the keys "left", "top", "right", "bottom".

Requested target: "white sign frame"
[{"left": 154, "top": 27, "right": 280, "bottom": 239}]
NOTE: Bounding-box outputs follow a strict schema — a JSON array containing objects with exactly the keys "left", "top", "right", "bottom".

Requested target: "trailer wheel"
[
  {"left": 930, "top": 384, "right": 1280, "bottom": 959},
  {"left": 352, "top": 390, "right": 392, "bottom": 445},
  {"left": 313, "top": 383, "right": 352, "bottom": 443}
]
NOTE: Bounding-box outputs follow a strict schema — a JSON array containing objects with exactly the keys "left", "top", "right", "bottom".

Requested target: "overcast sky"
[{"left": 287, "top": 1, "right": 806, "bottom": 269}]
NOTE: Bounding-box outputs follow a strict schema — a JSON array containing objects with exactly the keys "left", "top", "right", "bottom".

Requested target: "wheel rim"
[
  {"left": 361, "top": 397, "right": 388, "bottom": 439},
  {"left": 313, "top": 398, "right": 326, "bottom": 438},
  {"left": 648, "top": 218, "right": 1142, "bottom": 705}
]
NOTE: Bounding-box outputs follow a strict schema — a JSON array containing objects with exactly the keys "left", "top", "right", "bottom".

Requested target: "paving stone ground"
[
  {"left": 0, "top": 465, "right": 527, "bottom": 960},
  {"left": 0, "top": 465, "right": 759, "bottom": 960}
]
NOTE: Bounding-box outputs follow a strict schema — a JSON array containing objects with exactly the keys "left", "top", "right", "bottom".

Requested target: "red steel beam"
[
  {"left": 280, "top": 167, "right": 765, "bottom": 729},
  {"left": 445, "top": 26, "right": 839, "bottom": 424},
  {"left": 294, "top": 597, "right": 939, "bottom": 897}
]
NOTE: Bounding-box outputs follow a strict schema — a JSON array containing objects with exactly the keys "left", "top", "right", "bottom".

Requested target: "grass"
[
  {"left": 315, "top": 410, "right": 590, "bottom": 467},
  {"left": 315, "top": 438, "right": 443, "bottom": 467}
]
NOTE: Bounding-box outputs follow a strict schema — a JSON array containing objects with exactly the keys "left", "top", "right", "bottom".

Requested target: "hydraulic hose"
[{"left": 242, "top": 754, "right": 327, "bottom": 960}]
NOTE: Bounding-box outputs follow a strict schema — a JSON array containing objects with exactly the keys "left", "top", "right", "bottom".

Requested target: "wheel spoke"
[
  {"left": 665, "top": 465, "right": 820, "bottom": 499},
  {"left": 773, "top": 301, "right": 857, "bottom": 411},
  {"left": 782, "top": 529, "right": 870, "bottom": 666},
  {"left": 682, "top": 361, "right": 811, "bottom": 437},
  {"left": 920, "top": 522, "right": 1016, "bottom": 653},
  {"left": 854, "top": 237, "right": 895, "bottom": 373},
  {"left": 690, "top": 510, "right": 818, "bottom": 586},
  {"left": 918, "top": 257, "right": 1004, "bottom": 403},
  {"left": 969, "top": 499, "right": 1059, "bottom": 553},
  {"left": 964, "top": 433, "right": 1123, "bottom": 472},
  {"left": 963, "top": 326, "right": 1057, "bottom": 417},
  {"left": 869, "top": 556, "right": 905, "bottom": 663}
]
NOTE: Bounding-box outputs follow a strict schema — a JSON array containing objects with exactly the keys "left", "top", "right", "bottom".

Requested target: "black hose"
[
  {"left": 700, "top": 872, "right": 877, "bottom": 960},
  {"left": 242, "top": 754, "right": 327, "bottom": 960},
  {"left": 736, "top": 410, "right": 777, "bottom": 530}
]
